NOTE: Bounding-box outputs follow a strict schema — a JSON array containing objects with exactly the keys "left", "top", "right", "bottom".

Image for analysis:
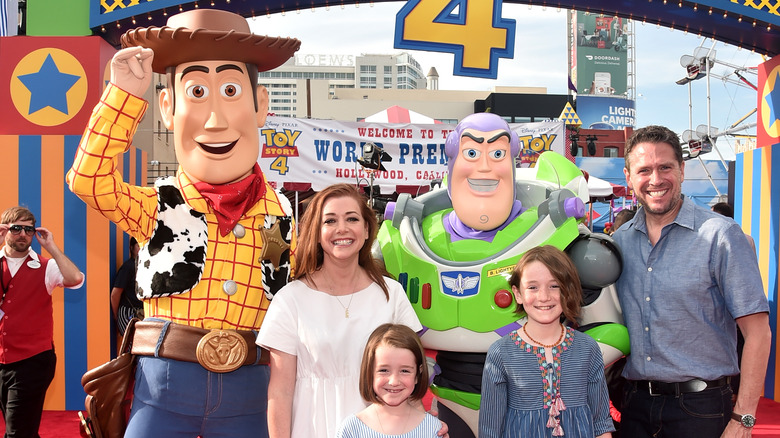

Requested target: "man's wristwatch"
[{"left": 731, "top": 412, "right": 756, "bottom": 428}]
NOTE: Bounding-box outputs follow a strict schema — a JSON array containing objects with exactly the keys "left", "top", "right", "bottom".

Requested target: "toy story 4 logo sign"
[{"left": 258, "top": 116, "right": 564, "bottom": 193}]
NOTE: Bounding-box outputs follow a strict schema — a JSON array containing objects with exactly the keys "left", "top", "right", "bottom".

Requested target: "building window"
[
  {"left": 603, "top": 147, "right": 619, "bottom": 157},
  {"left": 360, "top": 76, "right": 377, "bottom": 88}
]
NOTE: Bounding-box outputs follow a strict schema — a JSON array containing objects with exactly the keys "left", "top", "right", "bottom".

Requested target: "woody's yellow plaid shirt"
[{"left": 67, "top": 84, "right": 296, "bottom": 330}]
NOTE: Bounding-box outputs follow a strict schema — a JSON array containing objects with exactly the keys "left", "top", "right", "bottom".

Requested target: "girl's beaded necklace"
[
  {"left": 513, "top": 324, "right": 571, "bottom": 437},
  {"left": 522, "top": 322, "right": 565, "bottom": 348}
]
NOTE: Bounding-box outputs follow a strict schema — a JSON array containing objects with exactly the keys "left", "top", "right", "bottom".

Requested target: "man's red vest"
[{"left": 0, "top": 255, "right": 53, "bottom": 364}]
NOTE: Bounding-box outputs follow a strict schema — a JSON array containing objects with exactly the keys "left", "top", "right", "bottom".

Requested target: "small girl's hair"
[
  {"left": 359, "top": 324, "right": 429, "bottom": 405},
  {"left": 508, "top": 245, "right": 582, "bottom": 322}
]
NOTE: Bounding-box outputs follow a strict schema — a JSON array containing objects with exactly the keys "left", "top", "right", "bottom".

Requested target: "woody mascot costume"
[{"left": 67, "top": 9, "right": 299, "bottom": 437}]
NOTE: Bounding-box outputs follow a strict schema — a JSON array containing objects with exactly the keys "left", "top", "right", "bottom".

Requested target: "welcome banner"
[{"left": 258, "top": 117, "right": 565, "bottom": 194}]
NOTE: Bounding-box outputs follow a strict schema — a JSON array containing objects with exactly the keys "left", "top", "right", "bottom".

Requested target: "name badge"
[{"left": 27, "top": 260, "right": 41, "bottom": 269}]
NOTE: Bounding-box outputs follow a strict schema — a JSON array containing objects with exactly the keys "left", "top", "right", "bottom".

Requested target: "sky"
[{"left": 249, "top": 2, "right": 765, "bottom": 161}]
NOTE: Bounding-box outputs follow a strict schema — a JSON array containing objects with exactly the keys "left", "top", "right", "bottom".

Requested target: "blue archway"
[{"left": 93, "top": 0, "right": 779, "bottom": 58}]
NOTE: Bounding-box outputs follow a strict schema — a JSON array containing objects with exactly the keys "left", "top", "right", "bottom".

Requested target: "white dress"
[{"left": 256, "top": 277, "right": 422, "bottom": 438}]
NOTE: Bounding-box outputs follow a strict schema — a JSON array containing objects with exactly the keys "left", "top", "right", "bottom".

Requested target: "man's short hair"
[
  {"left": 625, "top": 125, "right": 682, "bottom": 171},
  {"left": 1, "top": 206, "right": 36, "bottom": 226}
]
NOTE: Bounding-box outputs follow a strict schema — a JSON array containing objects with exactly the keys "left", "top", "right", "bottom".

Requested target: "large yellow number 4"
[
  {"left": 395, "top": 0, "right": 515, "bottom": 79},
  {"left": 270, "top": 156, "right": 290, "bottom": 175}
]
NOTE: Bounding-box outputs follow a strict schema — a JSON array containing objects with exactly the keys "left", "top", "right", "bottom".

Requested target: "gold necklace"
[
  {"left": 324, "top": 269, "right": 360, "bottom": 319},
  {"left": 375, "top": 403, "right": 412, "bottom": 435},
  {"left": 334, "top": 293, "right": 354, "bottom": 318},
  {"left": 523, "top": 323, "right": 565, "bottom": 348}
]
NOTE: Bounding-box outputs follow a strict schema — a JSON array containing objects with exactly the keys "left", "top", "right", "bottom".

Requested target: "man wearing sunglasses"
[{"left": 0, "top": 206, "right": 84, "bottom": 437}]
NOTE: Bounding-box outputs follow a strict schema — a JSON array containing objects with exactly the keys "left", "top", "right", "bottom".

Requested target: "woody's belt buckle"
[{"left": 196, "top": 330, "right": 248, "bottom": 373}]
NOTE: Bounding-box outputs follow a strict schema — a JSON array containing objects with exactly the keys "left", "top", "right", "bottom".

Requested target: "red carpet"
[
  {"left": 2, "top": 397, "right": 779, "bottom": 436},
  {"left": 754, "top": 396, "right": 780, "bottom": 436},
  {"left": 0, "top": 410, "right": 82, "bottom": 437}
]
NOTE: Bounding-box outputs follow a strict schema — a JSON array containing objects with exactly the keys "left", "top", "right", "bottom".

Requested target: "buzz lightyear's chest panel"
[{"left": 439, "top": 271, "right": 480, "bottom": 297}]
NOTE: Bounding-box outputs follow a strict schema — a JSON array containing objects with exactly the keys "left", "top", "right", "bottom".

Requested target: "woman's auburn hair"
[{"left": 294, "top": 183, "right": 389, "bottom": 299}]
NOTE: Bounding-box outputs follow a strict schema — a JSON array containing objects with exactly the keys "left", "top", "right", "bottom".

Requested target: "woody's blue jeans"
[{"left": 124, "top": 355, "right": 269, "bottom": 438}]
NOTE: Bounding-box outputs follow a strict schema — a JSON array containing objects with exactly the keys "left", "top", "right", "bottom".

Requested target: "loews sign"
[{"left": 294, "top": 54, "right": 355, "bottom": 67}]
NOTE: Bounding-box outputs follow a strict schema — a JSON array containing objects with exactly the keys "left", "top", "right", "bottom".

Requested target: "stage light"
[
  {"left": 586, "top": 136, "right": 598, "bottom": 156},
  {"left": 357, "top": 143, "right": 393, "bottom": 215},
  {"left": 357, "top": 142, "right": 392, "bottom": 172},
  {"left": 569, "top": 133, "right": 579, "bottom": 156}
]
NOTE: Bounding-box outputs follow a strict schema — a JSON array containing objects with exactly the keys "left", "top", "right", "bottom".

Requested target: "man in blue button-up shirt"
[{"left": 612, "top": 125, "right": 770, "bottom": 438}]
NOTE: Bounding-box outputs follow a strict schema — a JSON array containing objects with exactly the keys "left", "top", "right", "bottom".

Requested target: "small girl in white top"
[{"left": 336, "top": 324, "right": 440, "bottom": 438}]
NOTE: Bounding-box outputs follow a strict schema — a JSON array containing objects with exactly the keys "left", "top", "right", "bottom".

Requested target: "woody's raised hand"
[{"left": 111, "top": 46, "right": 154, "bottom": 98}]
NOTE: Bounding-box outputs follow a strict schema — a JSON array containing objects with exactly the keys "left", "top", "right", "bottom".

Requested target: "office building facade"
[{"left": 257, "top": 52, "right": 427, "bottom": 117}]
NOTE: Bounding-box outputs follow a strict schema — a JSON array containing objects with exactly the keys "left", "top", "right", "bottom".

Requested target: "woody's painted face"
[
  {"left": 450, "top": 128, "right": 515, "bottom": 230},
  {"left": 160, "top": 60, "right": 268, "bottom": 184}
]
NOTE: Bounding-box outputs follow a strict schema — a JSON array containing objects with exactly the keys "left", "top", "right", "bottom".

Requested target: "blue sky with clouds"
[{"left": 250, "top": 3, "right": 764, "bottom": 162}]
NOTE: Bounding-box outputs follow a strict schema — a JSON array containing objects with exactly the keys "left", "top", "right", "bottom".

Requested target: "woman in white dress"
[{"left": 257, "top": 183, "right": 428, "bottom": 438}]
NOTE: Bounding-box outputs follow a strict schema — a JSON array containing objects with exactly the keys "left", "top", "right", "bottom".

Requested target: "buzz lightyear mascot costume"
[{"left": 375, "top": 113, "right": 628, "bottom": 437}]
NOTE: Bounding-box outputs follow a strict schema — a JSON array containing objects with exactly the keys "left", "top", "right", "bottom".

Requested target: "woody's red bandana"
[{"left": 194, "top": 164, "right": 267, "bottom": 237}]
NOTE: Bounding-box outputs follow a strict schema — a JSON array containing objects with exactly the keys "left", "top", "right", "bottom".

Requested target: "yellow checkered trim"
[
  {"left": 736, "top": 0, "right": 780, "bottom": 16},
  {"left": 101, "top": 0, "right": 143, "bottom": 14}
]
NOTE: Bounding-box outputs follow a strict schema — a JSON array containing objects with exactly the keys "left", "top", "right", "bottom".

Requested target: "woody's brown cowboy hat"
[{"left": 120, "top": 9, "right": 300, "bottom": 74}]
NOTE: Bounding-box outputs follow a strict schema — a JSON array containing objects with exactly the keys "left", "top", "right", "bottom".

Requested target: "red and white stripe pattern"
[{"left": 364, "top": 105, "right": 441, "bottom": 124}]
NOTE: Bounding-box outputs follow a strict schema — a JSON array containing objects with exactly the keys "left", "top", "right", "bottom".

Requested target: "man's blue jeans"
[
  {"left": 621, "top": 380, "right": 733, "bottom": 437},
  {"left": 124, "top": 355, "right": 270, "bottom": 438}
]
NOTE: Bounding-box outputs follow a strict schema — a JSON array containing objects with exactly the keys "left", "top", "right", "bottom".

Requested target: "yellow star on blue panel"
[
  {"left": 766, "top": 71, "right": 780, "bottom": 130},
  {"left": 17, "top": 54, "right": 80, "bottom": 115}
]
